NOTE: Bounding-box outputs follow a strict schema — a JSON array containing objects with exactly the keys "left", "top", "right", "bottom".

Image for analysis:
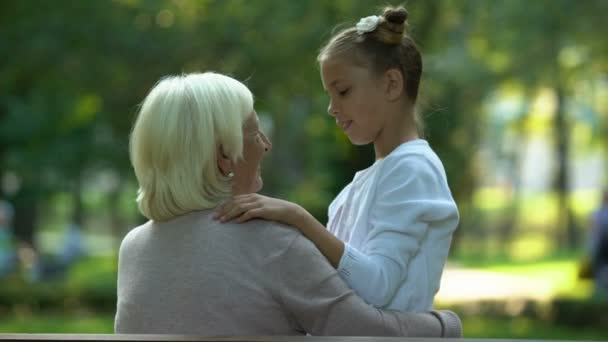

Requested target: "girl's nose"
[{"left": 327, "top": 101, "right": 338, "bottom": 117}]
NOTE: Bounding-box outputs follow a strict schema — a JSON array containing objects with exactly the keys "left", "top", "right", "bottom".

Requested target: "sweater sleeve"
[
  {"left": 276, "top": 234, "right": 460, "bottom": 337},
  {"left": 337, "top": 155, "right": 458, "bottom": 308}
]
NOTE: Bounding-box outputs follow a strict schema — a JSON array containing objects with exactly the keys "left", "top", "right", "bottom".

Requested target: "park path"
[{"left": 435, "top": 264, "right": 557, "bottom": 304}]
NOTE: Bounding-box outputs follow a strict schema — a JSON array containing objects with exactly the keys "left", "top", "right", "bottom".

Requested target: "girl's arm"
[
  {"left": 216, "top": 155, "right": 458, "bottom": 309},
  {"left": 291, "top": 205, "right": 344, "bottom": 268},
  {"left": 215, "top": 194, "right": 344, "bottom": 267}
]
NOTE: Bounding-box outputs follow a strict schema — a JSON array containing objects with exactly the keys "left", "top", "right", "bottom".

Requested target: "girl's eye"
[{"left": 338, "top": 88, "right": 350, "bottom": 96}]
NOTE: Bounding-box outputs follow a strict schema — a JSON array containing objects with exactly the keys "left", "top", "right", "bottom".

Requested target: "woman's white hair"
[{"left": 130, "top": 72, "right": 253, "bottom": 222}]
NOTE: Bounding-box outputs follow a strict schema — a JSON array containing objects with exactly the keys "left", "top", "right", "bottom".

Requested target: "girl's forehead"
[
  {"left": 323, "top": 59, "right": 355, "bottom": 77},
  {"left": 322, "top": 58, "right": 352, "bottom": 73},
  {"left": 322, "top": 60, "right": 369, "bottom": 84}
]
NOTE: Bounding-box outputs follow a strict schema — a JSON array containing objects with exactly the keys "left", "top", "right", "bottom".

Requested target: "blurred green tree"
[{"left": 0, "top": 0, "right": 605, "bottom": 258}]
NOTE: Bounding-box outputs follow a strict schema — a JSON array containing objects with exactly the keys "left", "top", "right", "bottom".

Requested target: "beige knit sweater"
[{"left": 115, "top": 210, "right": 461, "bottom": 337}]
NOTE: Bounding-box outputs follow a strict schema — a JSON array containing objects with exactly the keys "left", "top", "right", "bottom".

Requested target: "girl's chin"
[{"left": 347, "top": 135, "right": 372, "bottom": 146}]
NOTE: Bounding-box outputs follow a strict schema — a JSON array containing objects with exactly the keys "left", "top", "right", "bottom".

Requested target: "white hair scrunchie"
[{"left": 356, "top": 15, "right": 381, "bottom": 34}]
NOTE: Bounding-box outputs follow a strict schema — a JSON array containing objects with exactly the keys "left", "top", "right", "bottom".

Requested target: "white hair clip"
[{"left": 356, "top": 15, "right": 380, "bottom": 35}]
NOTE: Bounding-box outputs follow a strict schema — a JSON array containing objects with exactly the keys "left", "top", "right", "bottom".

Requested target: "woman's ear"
[
  {"left": 384, "top": 69, "right": 404, "bottom": 102},
  {"left": 216, "top": 145, "right": 233, "bottom": 177}
]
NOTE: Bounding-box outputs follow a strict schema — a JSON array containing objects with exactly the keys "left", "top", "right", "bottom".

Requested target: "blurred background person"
[
  {"left": 0, "top": 199, "right": 16, "bottom": 278},
  {"left": 589, "top": 189, "right": 608, "bottom": 296}
]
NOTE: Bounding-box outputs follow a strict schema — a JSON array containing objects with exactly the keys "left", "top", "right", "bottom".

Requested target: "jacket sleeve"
[{"left": 337, "top": 155, "right": 458, "bottom": 307}]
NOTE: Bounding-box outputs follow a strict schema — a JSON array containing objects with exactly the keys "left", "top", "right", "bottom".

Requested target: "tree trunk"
[
  {"left": 72, "top": 175, "right": 84, "bottom": 227},
  {"left": 108, "top": 179, "right": 126, "bottom": 247},
  {"left": 12, "top": 185, "right": 39, "bottom": 249},
  {"left": 553, "top": 84, "right": 578, "bottom": 249},
  {"left": 499, "top": 145, "right": 522, "bottom": 247}
]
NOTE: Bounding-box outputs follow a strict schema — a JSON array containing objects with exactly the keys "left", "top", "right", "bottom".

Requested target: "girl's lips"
[{"left": 337, "top": 119, "right": 353, "bottom": 131}]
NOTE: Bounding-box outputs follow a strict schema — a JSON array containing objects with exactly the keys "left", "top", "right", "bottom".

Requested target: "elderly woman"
[{"left": 114, "top": 72, "right": 461, "bottom": 337}]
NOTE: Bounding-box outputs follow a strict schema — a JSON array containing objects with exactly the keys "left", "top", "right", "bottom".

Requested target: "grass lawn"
[
  {"left": 481, "top": 259, "right": 594, "bottom": 299},
  {"left": 1, "top": 311, "right": 608, "bottom": 340},
  {"left": 448, "top": 250, "right": 595, "bottom": 299},
  {"left": 444, "top": 253, "right": 608, "bottom": 340},
  {"left": 462, "top": 315, "right": 608, "bottom": 340},
  {"left": 0, "top": 312, "right": 114, "bottom": 333}
]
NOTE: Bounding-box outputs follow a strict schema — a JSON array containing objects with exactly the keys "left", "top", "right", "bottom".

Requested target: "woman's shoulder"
[
  {"left": 238, "top": 219, "right": 305, "bottom": 255},
  {"left": 118, "top": 220, "right": 153, "bottom": 256},
  {"left": 246, "top": 220, "right": 329, "bottom": 270},
  {"left": 123, "top": 221, "right": 150, "bottom": 240}
]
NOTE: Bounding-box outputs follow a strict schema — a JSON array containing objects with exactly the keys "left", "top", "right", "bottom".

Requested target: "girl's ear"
[
  {"left": 384, "top": 68, "right": 404, "bottom": 102},
  {"left": 216, "top": 145, "right": 233, "bottom": 177}
]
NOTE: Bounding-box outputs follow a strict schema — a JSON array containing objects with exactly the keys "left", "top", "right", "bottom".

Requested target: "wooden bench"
[{"left": 0, "top": 335, "right": 471, "bottom": 342}]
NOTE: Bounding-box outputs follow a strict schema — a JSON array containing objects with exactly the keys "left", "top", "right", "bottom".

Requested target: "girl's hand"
[{"left": 214, "top": 194, "right": 301, "bottom": 225}]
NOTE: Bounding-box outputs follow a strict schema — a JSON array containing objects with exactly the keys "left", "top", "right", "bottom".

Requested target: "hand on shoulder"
[{"left": 214, "top": 194, "right": 303, "bottom": 226}]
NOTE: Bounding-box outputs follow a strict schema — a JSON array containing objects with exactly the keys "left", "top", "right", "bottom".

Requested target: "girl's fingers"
[
  {"left": 214, "top": 201, "right": 233, "bottom": 217},
  {"left": 235, "top": 208, "right": 263, "bottom": 223},
  {"left": 215, "top": 196, "right": 252, "bottom": 218},
  {"left": 215, "top": 194, "right": 267, "bottom": 221},
  {"left": 235, "top": 212, "right": 250, "bottom": 223},
  {"left": 220, "top": 207, "right": 241, "bottom": 222},
  {"left": 220, "top": 202, "right": 260, "bottom": 222}
]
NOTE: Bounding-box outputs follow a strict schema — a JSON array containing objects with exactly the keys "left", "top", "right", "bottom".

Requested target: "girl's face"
[{"left": 321, "top": 57, "right": 389, "bottom": 146}]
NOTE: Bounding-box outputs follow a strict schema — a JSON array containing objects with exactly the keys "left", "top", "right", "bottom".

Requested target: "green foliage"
[
  {"left": 0, "top": 256, "right": 117, "bottom": 312},
  {"left": 1, "top": 6, "right": 608, "bottom": 337},
  {"left": 0, "top": 4, "right": 607, "bottom": 340}
]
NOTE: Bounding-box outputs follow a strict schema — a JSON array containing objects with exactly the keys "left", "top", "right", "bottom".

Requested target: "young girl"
[{"left": 215, "top": 6, "right": 459, "bottom": 313}]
